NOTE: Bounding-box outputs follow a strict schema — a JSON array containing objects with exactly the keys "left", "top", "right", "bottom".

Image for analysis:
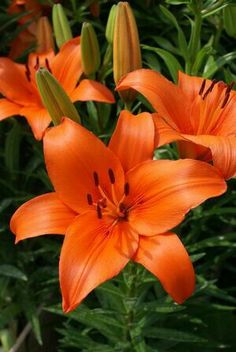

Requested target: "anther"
[
  {"left": 108, "top": 168, "right": 115, "bottom": 184},
  {"left": 119, "top": 202, "right": 126, "bottom": 212},
  {"left": 226, "top": 81, "right": 235, "bottom": 94},
  {"left": 99, "top": 198, "right": 107, "bottom": 208},
  {"left": 34, "top": 56, "right": 40, "bottom": 71},
  {"left": 87, "top": 193, "right": 93, "bottom": 205},
  {"left": 25, "top": 63, "right": 31, "bottom": 82},
  {"left": 96, "top": 204, "right": 102, "bottom": 219},
  {"left": 221, "top": 82, "right": 235, "bottom": 109},
  {"left": 199, "top": 79, "right": 206, "bottom": 96},
  {"left": 45, "top": 58, "right": 52, "bottom": 73},
  {"left": 221, "top": 93, "right": 230, "bottom": 109},
  {"left": 93, "top": 171, "right": 99, "bottom": 186},
  {"left": 202, "top": 79, "right": 217, "bottom": 100},
  {"left": 124, "top": 182, "right": 129, "bottom": 196}
]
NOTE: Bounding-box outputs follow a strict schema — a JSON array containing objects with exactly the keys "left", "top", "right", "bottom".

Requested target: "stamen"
[
  {"left": 226, "top": 81, "right": 235, "bottom": 94},
  {"left": 87, "top": 193, "right": 93, "bottom": 205},
  {"left": 119, "top": 202, "right": 126, "bottom": 212},
  {"left": 108, "top": 168, "right": 115, "bottom": 184},
  {"left": 221, "top": 92, "right": 230, "bottom": 109},
  {"left": 99, "top": 198, "right": 107, "bottom": 208},
  {"left": 202, "top": 79, "right": 217, "bottom": 100},
  {"left": 96, "top": 204, "right": 102, "bottom": 219},
  {"left": 45, "top": 58, "right": 52, "bottom": 73},
  {"left": 221, "top": 82, "right": 235, "bottom": 109},
  {"left": 199, "top": 79, "right": 206, "bottom": 96},
  {"left": 124, "top": 182, "right": 129, "bottom": 196},
  {"left": 93, "top": 171, "right": 99, "bottom": 186},
  {"left": 34, "top": 56, "right": 40, "bottom": 71},
  {"left": 25, "top": 63, "right": 31, "bottom": 82}
]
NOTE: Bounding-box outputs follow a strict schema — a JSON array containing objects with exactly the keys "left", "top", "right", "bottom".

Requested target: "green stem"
[
  {"left": 186, "top": 2, "right": 203, "bottom": 74},
  {"left": 123, "top": 263, "right": 139, "bottom": 349}
]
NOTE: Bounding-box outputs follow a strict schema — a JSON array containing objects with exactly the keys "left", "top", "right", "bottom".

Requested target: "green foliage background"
[{"left": 0, "top": 0, "right": 236, "bottom": 351}]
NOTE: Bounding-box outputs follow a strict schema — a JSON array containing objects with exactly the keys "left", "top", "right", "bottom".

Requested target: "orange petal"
[
  {"left": 153, "top": 114, "right": 210, "bottom": 160},
  {"left": 44, "top": 118, "right": 125, "bottom": 213},
  {"left": 0, "top": 99, "right": 21, "bottom": 121},
  {"left": 10, "top": 193, "right": 76, "bottom": 243},
  {"left": 20, "top": 106, "right": 51, "bottom": 140},
  {"left": 60, "top": 211, "right": 139, "bottom": 312},
  {"left": 126, "top": 159, "right": 226, "bottom": 235},
  {"left": 116, "top": 69, "right": 189, "bottom": 131},
  {"left": 178, "top": 71, "right": 211, "bottom": 102},
  {"left": 184, "top": 134, "right": 236, "bottom": 179},
  {"left": 71, "top": 79, "right": 115, "bottom": 103},
  {"left": 0, "top": 58, "right": 32, "bottom": 105},
  {"left": 109, "top": 110, "right": 155, "bottom": 172},
  {"left": 153, "top": 113, "right": 183, "bottom": 147},
  {"left": 134, "top": 232, "right": 195, "bottom": 304},
  {"left": 51, "top": 37, "right": 83, "bottom": 94}
]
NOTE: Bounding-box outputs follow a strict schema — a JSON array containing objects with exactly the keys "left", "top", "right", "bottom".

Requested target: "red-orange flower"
[
  {"left": 117, "top": 69, "right": 236, "bottom": 179},
  {"left": 0, "top": 37, "right": 114, "bottom": 140},
  {"left": 10, "top": 111, "right": 226, "bottom": 312},
  {"left": 8, "top": 0, "right": 43, "bottom": 59}
]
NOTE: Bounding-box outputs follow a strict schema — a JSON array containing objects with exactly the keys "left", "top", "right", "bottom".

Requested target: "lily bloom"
[
  {"left": 10, "top": 112, "right": 226, "bottom": 312},
  {"left": 0, "top": 37, "right": 115, "bottom": 140},
  {"left": 7, "top": 0, "right": 43, "bottom": 59},
  {"left": 117, "top": 69, "right": 236, "bottom": 179}
]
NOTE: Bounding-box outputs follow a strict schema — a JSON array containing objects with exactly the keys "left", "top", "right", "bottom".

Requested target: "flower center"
[
  {"left": 191, "top": 78, "right": 235, "bottom": 135},
  {"left": 86, "top": 168, "right": 130, "bottom": 222},
  {"left": 25, "top": 56, "right": 52, "bottom": 82}
]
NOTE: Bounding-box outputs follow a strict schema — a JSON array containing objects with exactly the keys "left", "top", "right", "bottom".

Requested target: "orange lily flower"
[
  {"left": 10, "top": 112, "right": 226, "bottom": 312},
  {"left": 0, "top": 37, "right": 115, "bottom": 140},
  {"left": 117, "top": 69, "right": 236, "bottom": 179},
  {"left": 8, "top": 0, "right": 43, "bottom": 59}
]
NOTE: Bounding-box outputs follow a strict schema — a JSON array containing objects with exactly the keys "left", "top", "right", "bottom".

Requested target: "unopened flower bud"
[
  {"left": 113, "top": 2, "right": 142, "bottom": 104},
  {"left": 36, "top": 16, "right": 54, "bottom": 54},
  {"left": 36, "top": 68, "right": 80, "bottom": 125},
  {"left": 81, "top": 22, "right": 101, "bottom": 76},
  {"left": 223, "top": 5, "right": 236, "bottom": 39},
  {"left": 52, "top": 4, "right": 72, "bottom": 49},
  {"left": 105, "top": 4, "right": 117, "bottom": 44}
]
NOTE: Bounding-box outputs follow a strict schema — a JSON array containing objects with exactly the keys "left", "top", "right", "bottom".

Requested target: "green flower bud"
[
  {"left": 105, "top": 4, "right": 117, "bottom": 44},
  {"left": 223, "top": 5, "right": 236, "bottom": 39},
  {"left": 81, "top": 22, "right": 101, "bottom": 76},
  {"left": 52, "top": 4, "right": 73, "bottom": 49},
  {"left": 36, "top": 68, "right": 80, "bottom": 126}
]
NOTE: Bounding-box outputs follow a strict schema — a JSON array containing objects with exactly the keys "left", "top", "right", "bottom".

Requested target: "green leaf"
[
  {"left": 142, "top": 45, "right": 182, "bottom": 82},
  {"left": 203, "top": 52, "right": 236, "bottom": 78},
  {"left": 4, "top": 120, "right": 23, "bottom": 173},
  {"left": 144, "top": 327, "right": 207, "bottom": 343},
  {"left": 0, "top": 265, "right": 27, "bottom": 281},
  {"left": 160, "top": 5, "right": 189, "bottom": 60}
]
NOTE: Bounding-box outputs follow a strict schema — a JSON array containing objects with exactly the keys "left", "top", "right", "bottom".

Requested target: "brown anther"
[
  {"left": 221, "top": 92, "right": 230, "bottom": 109},
  {"left": 87, "top": 193, "right": 93, "bottom": 205},
  {"left": 108, "top": 168, "right": 115, "bottom": 184},
  {"left": 119, "top": 202, "right": 126, "bottom": 212},
  {"left": 99, "top": 198, "right": 107, "bottom": 208},
  {"left": 124, "top": 182, "right": 129, "bottom": 196},
  {"left": 96, "top": 204, "right": 102, "bottom": 219},
  {"left": 226, "top": 81, "right": 235, "bottom": 94},
  {"left": 25, "top": 63, "right": 31, "bottom": 82},
  {"left": 93, "top": 171, "right": 99, "bottom": 186},
  {"left": 45, "top": 58, "right": 52, "bottom": 73},
  {"left": 34, "top": 56, "right": 40, "bottom": 71},
  {"left": 199, "top": 79, "right": 206, "bottom": 96},
  {"left": 202, "top": 79, "right": 217, "bottom": 100}
]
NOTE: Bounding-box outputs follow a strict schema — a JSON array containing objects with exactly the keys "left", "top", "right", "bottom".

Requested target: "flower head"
[
  {"left": 0, "top": 37, "right": 114, "bottom": 140},
  {"left": 117, "top": 69, "right": 236, "bottom": 179},
  {"left": 10, "top": 111, "right": 226, "bottom": 312}
]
